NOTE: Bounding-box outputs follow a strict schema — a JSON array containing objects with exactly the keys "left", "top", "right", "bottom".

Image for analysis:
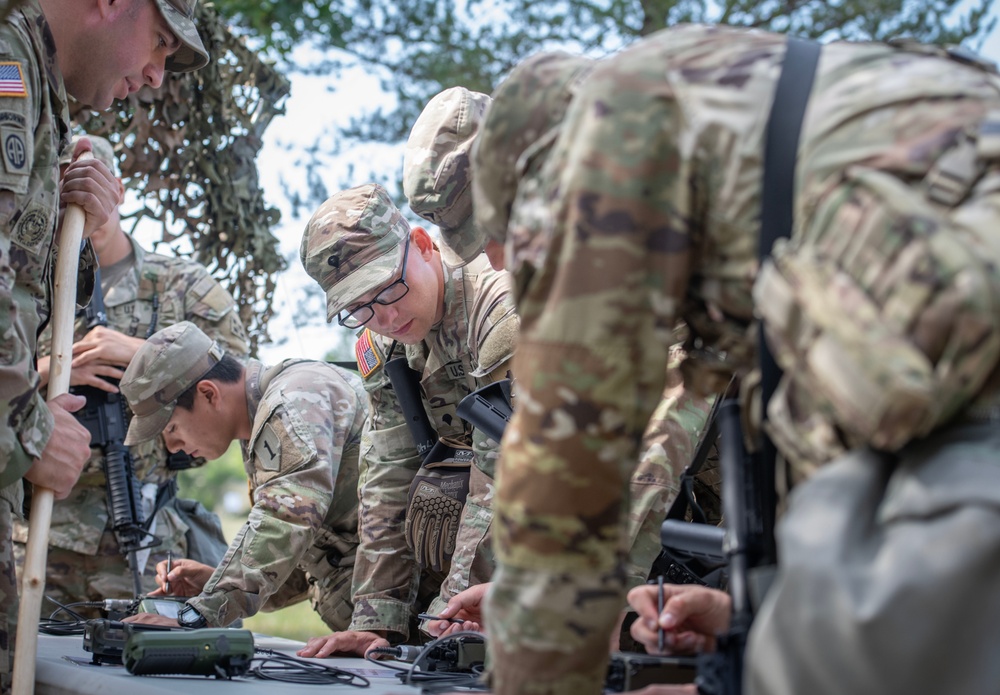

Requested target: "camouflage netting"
[{"left": 71, "top": 2, "right": 291, "bottom": 356}]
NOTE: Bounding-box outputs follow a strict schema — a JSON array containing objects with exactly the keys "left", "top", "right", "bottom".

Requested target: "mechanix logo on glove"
[{"left": 405, "top": 437, "right": 473, "bottom": 572}]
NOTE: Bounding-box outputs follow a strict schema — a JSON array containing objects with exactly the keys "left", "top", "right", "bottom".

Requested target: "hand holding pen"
[
  {"left": 626, "top": 582, "right": 732, "bottom": 655},
  {"left": 421, "top": 582, "right": 490, "bottom": 637}
]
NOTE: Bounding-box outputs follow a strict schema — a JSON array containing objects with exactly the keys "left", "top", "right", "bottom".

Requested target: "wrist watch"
[{"left": 176, "top": 603, "right": 207, "bottom": 629}]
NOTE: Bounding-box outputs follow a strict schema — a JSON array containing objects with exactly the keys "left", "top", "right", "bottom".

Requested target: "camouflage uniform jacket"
[
  {"left": 0, "top": 0, "right": 79, "bottom": 489},
  {"left": 490, "top": 23, "right": 1000, "bottom": 695},
  {"left": 187, "top": 358, "right": 366, "bottom": 627},
  {"left": 350, "top": 255, "right": 517, "bottom": 638},
  {"left": 13, "top": 233, "right": 249, "bottom": 555},
  {"left": 0, "top": 6, "right": 92, "bottom": 693}
]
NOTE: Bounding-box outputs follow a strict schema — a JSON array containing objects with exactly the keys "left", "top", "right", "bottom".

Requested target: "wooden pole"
[{"left": 12, "top": 152, "right": 91, "bottom": 695}]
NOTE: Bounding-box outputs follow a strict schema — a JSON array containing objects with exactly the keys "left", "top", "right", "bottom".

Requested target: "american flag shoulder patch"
[
  {"left": 355, "top": 328, "right": 382, "bottom": 379},
  {"left": 0, "top": 63, "right": 26, "bottom": 98}
]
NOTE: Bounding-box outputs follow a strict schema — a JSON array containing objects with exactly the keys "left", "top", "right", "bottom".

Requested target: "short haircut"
[{"left": 174, "top": 353, "right": 244, "bottom": 411}]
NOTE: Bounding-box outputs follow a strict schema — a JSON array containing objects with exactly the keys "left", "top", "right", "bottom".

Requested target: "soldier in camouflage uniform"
[
  {"left": 12, "top": 134, "right": 247, "bottom": 612},
  {"left": 120, "top": 321, "right": 366, "bottom": 631},
  {"left": 468, "top": 23, "right": 1000, "bottom": 695},
  {"left": 402, "top": 87, "right": 718, "bottom": 642},
  {"left": 0, "top": 2, "right": 208, "bottom": 692},
  {"left": 297, "top": 182, "right": 518, "bottom": 658}
]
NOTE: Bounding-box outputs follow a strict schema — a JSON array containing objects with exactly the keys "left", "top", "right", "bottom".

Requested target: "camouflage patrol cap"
[
  {"left": 58, "top": 134, "right": 119, "bottom": 176},
  {"left": 404, "top": 86, "right": 492, "bottom": 267},
  {"left": 154, "top": 0, "right": 210, "bottom": 72},
  {"left": 471, "top": 51, "right": 594, "bottom": 244},
  {"left": 300, "top": 183, "right": 411, "bottom": 322},
  {"left": 120, "top": 321, "right": 225, "bottom": 445}
]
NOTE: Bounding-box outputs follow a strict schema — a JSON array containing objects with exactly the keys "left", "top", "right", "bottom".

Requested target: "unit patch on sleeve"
[
  {"left": 11, "top": 204, "right": 50, "bottom": 255},
  {"left": 254, "top": 423, "right": 282, "bottom": 472},
  {"left": 1, "top": 126, "right": 26, "bottom": 174},
  {"left": 355, "top": 328, "right": 382, "bottom": 379},
  {"left": 0, "top": 62, "right": 26, "bottom": 97}
]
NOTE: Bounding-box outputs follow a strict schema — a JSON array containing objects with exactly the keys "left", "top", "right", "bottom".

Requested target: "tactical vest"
[{"left": 753, "top": 44, "right": 1000, "bottom": 476}]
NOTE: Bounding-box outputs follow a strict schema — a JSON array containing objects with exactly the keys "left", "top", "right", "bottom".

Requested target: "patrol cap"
[
  {"left": 472, "top": 51, "right": 594, "bottom": 245},
  {"left": 120, "top": 321, "right": 225, "bottom": 445},
  {"left": 58, "top": 134, "right": 119, "bottom": 176},
  {"left": 300, "top": 183, "right": 411, "bottom": 322},
  {"left": 404, "top": 86, "right": 492, "bottom": 267},
  {"left": 154, "top": 0, "right": 210, "bottom": 73}
]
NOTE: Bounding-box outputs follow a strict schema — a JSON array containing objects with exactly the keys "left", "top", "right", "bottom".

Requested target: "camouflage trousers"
[
  {"left": 308, "top": 563, "right": 355, "bottom": 632},
  {"left": 0, "top": 490, "right": 16, "bottom": 695}
]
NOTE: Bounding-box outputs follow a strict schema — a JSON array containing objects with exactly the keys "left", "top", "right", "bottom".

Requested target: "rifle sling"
[{"left": 755, "top": 35, "right": 821, "bottom": 563}]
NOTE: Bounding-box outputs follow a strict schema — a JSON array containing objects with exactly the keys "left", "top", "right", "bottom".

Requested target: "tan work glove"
[{"left": 405, "top": 437, "right": 473, "bottom": 571}]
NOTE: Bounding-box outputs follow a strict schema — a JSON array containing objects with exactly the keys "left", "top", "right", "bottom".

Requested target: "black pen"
[
  {"left": 164, "top": 551, "right": 172, "bottom": 594},
  {"left": 417, "top": 612, "right": 465, "bottom": 624},
  {"left": 657, "top": 574, "right": 665, "bottom": 652}
]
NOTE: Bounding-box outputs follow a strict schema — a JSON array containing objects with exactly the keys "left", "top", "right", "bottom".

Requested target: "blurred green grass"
[{"left": 177, "top": 442, "right": 333, "bottom": 643}]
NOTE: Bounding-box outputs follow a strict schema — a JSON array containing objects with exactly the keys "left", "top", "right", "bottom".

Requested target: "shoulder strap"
[{"left": 755, "top": 35, "right": 821, "bottom": 563}]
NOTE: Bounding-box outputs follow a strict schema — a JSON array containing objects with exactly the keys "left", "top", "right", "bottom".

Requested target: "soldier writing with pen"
[{"left": 122, "top": 322, "right": 366, "bottom": 633}]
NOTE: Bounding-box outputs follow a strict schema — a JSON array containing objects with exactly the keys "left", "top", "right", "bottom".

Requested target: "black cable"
[
  {"left": 365, "top": 650, "right": 417, "bottom": 673},
  {"left": 405, "top": 631, "right": 490, "bottom": 692},
  {"left": 37, "top": 597, "right": 102, "bottom": 636},
  {"left": 38, "top": 619, "right": 87, "bottom": 637},
  {"left": 249, "top": 648, "right": 370, "bottom": 687},
  {"left": 364, "top": 633, "right": 491, "bottom": 691}
]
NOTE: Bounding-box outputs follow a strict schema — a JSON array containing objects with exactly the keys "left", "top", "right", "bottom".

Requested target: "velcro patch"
[
  {"left": 1, "top": 125, "right": 27, "bottom": 174},
  {"left": 445, "top": 360, "right": 466, "bottom": 380},
  {"left": 0, "top": 111, "right": 26, "bottom": 128},
  {"left": 0, "top": 62, "right": 26, "bottom": 97},
  {"left": 11, "top": 204, "right": 50, "bottom": 255},
  {"left": 254, "top": 423, "right": 281, "bottom": 471},
  {"left": 355, "top": 328, "right": 382, "bottom": 379}
]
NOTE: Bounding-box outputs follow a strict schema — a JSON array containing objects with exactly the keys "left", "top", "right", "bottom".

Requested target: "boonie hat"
[
  {"left": 120, "top": 321, "right": 224, "bottom": 445},
  {"left": 404, "top": 87, "right": 492, "bottom": 266},
  {"left": 299, "top": 183, "right": 411, "bottom": 322}
]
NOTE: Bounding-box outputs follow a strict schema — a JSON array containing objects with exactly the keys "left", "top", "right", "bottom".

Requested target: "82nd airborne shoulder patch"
[{"left": 355, "top": 328, "right": 382, "bottom": 379}]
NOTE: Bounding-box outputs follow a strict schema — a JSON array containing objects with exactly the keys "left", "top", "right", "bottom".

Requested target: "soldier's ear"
[
  {"left": 96, "top": 0, "right": 115, "bottom": 20},
  {"left": 411, "top": 226, "right": 436, "bottom": 260},
  {"left": 196, "top": 380, "right": 221, "bottom": 408}
]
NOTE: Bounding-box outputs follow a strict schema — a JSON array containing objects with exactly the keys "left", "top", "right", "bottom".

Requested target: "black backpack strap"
[{"left": 755, "top": 35, "right": 821, "bottom": 563}]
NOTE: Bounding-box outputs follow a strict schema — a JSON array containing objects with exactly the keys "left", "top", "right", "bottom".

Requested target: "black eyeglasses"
[{"left": 337, "top": 241, "right": 410, "bottom": 329}]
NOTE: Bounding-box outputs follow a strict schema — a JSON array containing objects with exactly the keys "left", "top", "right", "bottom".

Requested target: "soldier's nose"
[
  {"left": 163, "top": 433, "right": 182, "bottom": 453},
  {"left": 370, "top": 303, "right": 398, "bottom": 330}
]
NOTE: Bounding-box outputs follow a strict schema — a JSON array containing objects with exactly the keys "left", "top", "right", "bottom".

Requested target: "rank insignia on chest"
[{"left": 355, "top": 328, "right": 382, "bottom": 379}]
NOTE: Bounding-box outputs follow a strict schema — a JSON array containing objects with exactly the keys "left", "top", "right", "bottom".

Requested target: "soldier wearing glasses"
[{"left": 299, "top": 183, "right": 518, "bottom": 657}]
